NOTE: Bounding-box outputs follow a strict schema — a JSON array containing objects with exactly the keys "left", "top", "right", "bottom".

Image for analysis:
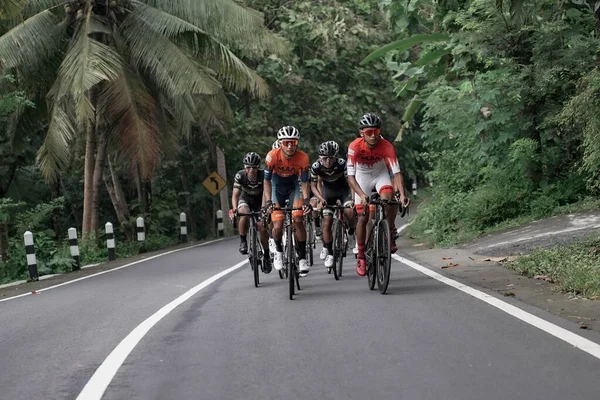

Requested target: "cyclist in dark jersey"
[
  {"left": 310, "top": 141, "right": 356, "bottom": 269},
  {"left": 231, "top": 152, "right": 272, "bottom": 272}
]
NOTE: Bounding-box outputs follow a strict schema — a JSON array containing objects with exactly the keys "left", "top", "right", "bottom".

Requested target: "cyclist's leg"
[
  {"left": 354, "top": 173, "right": 376, "bottom": 276},
  {"left": 311, "top": 196, "right": 320, "bottom": 237},
  {"left": 321, "top": 186, "right": 338, "bottom": 255},
  {"left": 374, "top": 171, "right": 397, "bottom": 252},
  {"left": 271, "top": 188, "right": 287, "bottom": 253},
  {"left": 290, "top": 185, "right": 309, "bottom": 275},
  {"left": 237, "top": 200, "right": 251, "bottom": 254},
  {"left": 341, "top": 187, "right": 355, "bottom": 232}
]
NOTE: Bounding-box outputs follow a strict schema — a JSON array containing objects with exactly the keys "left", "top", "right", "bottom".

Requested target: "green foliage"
[
  {"left": 14, "top": 196, "right": 64, "bottom": 235},
  {"left": 510, "top": 234, "right": 600, "bottom": 299},
  {"left": 369, "top": 0, "right": 600, "bottom": 246}
]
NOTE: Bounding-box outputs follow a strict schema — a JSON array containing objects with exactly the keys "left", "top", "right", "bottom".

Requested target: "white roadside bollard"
[
  {"left": 24, "top": 231, "right": 38, "bottom": 281},
  {"left": 68, "top": 227, "right": 80, "bottom": 270},
  {"left": 216, "top": 210, "right": 224, "bottom": 237},
  {"left": 412, "top": 181, "right": 417, "bottom": 197},
  {"left": 136, "top": 217, "right": 145, "bottom": 242},
  {"left": 106, "top": 222, "right": 116, "bottom": 261},
  {"left": 180, "top": 212, "right": 187, "bottom": 243}
]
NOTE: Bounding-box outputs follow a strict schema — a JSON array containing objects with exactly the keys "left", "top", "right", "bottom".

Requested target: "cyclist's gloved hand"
[
  {"left": 320, "top": 199, "right": 327, "bottom": 208},
  {"left": 303, "top": 198, "right": 313, "bottom": 214},
  {"left": 265, "top": 200, "right": 274, "bottom": 212},
  {"left": 228, "top": 208, "right": 235, "bottom": 221}
]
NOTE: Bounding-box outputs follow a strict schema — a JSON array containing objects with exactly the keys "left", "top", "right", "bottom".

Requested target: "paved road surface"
[{"left": 1, "top": 228, "right": 600, "bottom": 399}]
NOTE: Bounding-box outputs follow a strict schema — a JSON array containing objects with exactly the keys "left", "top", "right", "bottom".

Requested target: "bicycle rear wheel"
[
  {"left": 250, "top": 226, "right": 259, "bottom": 288},
  {"left": 377, "top": 219, "right": 391, "bottom": 294},
  {"left": 332, "top": 218, "right": 342, "bottom": 280}
]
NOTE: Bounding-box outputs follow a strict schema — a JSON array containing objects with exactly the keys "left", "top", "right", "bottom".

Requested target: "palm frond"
[
  {"left": 0, "top": 0, "right": 26, "bottom": 18},
  {"left": 49, "top": 11, "right": 123, "bottom": 125},
  {"left": 193, "top": 92, "right": 232, "bottom": 131},
  {"left": 0, "top": 10, "right": 63, "bottom": 72},
  {"left": 36, "top": 99, "right": 76, "bottom": 183},
  {"left": 135, "top": 0, "right": 287, "bottom": 57},
  {"left": 127, "top": 3, "right": 268, "bottom": 97},
  {"left": 97, "top": 62, "right": 161, "bottom": 180},
  {"left": 20, "top": 0, "right": 70, "bottom": 16},
  {"left": 120, "top": 13, "right": 221, "bottom": 98}
]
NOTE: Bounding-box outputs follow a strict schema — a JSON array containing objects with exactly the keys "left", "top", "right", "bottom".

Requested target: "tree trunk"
[
  {"left": 105, "top": 156, "right": 132, "bottom": 240},
  {"left": 51, "top": 179, "right": 61, "bottom": 238},
  {"left": 216, "top": 146, "right": 232, "bottom": 235},
  {"left": 82, "top": 123, "right": 96, "bottom": 238},
  {"left": 90, "top": 130, "right": 106, "bottom": 234}
]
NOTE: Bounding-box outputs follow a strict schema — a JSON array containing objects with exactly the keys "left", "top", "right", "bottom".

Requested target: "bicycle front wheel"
[
  {"left": 287, "top": 224, "right": 295, "bottom": 300},
  {"left": 366, "top": 224, "right": 376, "bottom": 290},
  {"left": 376, "top": 219, "right": 391, "bottom": 294},
  {"left": 250, "top": 226, "right": 259, "bottom": 288},
  {"left": 332, "top": 218, "right": 342, "bottom": 280},
  {"left": 307, "top": 219, "right": 314, "bottom": 266}
]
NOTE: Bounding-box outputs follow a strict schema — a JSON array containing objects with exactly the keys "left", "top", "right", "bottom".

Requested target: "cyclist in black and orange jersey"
[{"left": 264, "top": 126, "right": 312, "bottom": 276}]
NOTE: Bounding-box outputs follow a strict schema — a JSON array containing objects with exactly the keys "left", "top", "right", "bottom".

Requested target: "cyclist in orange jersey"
[{"left": 264, "top": 126, "right": 312, "bottom": 277}]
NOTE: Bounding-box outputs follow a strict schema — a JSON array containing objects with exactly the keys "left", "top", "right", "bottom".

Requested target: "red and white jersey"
[{"left": 347, "top": 137, "right": 401, "bottom": 176}]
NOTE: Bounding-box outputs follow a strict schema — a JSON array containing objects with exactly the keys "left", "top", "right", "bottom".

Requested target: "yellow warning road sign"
[{"left": 202, "top": 171, "right": 227, "bottom": 195}]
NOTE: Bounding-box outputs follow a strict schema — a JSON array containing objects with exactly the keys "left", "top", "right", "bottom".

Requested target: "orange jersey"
[{"left": 264, "top": 148, "right": 310, "bottom": 186}]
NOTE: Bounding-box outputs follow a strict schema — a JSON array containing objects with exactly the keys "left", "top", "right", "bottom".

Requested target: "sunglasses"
[
  {"left": 361, "top": 128, "right": 381, "bottom": 137},
  {"left": 319, "top": 156, "right": 336, "bottom": 162},
  {"left": 244, "top": 165, "right": 259, "bottom": 170},
  {"left": 281, "top": 139, "right": 298, "bottom": 147}
]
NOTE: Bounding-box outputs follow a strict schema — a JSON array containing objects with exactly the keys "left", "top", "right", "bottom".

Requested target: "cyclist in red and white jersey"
[{"left": 347, "top": 113, "right": 410, "bottom": 277}]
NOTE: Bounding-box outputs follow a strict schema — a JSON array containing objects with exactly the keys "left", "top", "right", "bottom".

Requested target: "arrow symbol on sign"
[{"left": 210, "top": 177, "right": 219, "bottom": 190}]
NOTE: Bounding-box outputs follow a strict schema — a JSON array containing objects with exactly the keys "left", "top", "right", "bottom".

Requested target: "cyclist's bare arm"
[
  {"left": 347, "top": 175, "right": 368, "bottom": 202},
  {"left": 301, "top": 181, "right": 311, "bottom": 202},
  {"left": 311, "top": 180, "right": 326, "bottom": 203},
  {"left": 232, "top": 187, "right": 241, "bottom": 210},
  {"left": 393, "top": 172, "right": 407, "bottom": 198},
  {"left": 264, "top": 180, "right": 272, "bottom": 203}
]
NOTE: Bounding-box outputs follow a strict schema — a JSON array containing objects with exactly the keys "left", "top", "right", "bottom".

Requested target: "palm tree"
[{"left": 0, "top": 0, "right": 284, "bottom": 236}]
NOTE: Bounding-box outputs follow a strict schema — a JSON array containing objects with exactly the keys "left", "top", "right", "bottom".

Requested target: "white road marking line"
[
  {"left": 392, "top": 254, "right": 600, "bottom": 360},
  {"left": 76, "top": 259, "right": 247, "bottom": 400},
  {"left": 0, "top": 238, "right": 231, "bottom": 304},
  {"left": 396, "top": 222, "right": 412, "bottom": 234}
]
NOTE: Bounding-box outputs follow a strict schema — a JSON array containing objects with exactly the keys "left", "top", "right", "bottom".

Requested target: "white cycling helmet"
[
  {"left": 272, "top": 140, "right": 280, "bottom": 149},
  {"left": 277, "top": 125, "right": 300, "bottom": 140}
]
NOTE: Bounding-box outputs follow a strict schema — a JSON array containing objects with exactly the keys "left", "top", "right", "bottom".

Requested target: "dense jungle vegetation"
[{"left": 1, "top": 0, "right": 600, "bottom": 282}]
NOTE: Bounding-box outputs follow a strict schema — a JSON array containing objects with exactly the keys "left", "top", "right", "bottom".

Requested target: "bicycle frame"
[
  {"left": 363, "top": 195, "right": 403, "bottom": 294},
  {"left": 237, "top": 211, "right": 265, "bottom": 288},
  {"left": 273, "top": 200, "right": 303, "bottom": 300}
]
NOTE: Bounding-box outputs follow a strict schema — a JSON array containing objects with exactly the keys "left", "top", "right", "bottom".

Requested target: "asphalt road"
[{"left": 1, "top": 228, "right": 600, "bottom": 399}]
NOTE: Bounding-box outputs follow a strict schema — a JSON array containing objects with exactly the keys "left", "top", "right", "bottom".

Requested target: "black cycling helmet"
[
  {"left": 318, "top": 141, "right": 339, "bottom": 157},
  {"left": 243, "top": 152, "right": 261, "bottom": 167},
  {"left": 358, "top": 113, "right": 382, "bottom": 129}
]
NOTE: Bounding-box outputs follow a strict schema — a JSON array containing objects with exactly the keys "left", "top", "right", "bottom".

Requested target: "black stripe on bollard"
[
  {"left": 69, "top": 238, "right": 78, "bottom": 246},
  {"left": 136, "top": 226, "right": 144, "bottom": 233},
  {"left": 26, "top": 245, "right": 35, "bottom": 255},
  {"left": 106, "top": 232, "right": 114, "bottom": 240},
  {"left": 108, "top": 247, "right": 116, "bottom": 261}
]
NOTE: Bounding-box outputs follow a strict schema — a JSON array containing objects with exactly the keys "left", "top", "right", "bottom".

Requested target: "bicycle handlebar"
[
  {"left": 236, "top": 211, "right": 263, "bottom": 217},
  {"left": 273, "top": 207, "right": 305, "bottom": 211}
]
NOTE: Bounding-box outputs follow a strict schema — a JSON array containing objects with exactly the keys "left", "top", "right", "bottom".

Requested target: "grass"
[
  {"left": 408, "top": 195, "right": 600, "bottom": 248},
  {"left": 508, "top": 234, "right": 600, "bottom": 299}
]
